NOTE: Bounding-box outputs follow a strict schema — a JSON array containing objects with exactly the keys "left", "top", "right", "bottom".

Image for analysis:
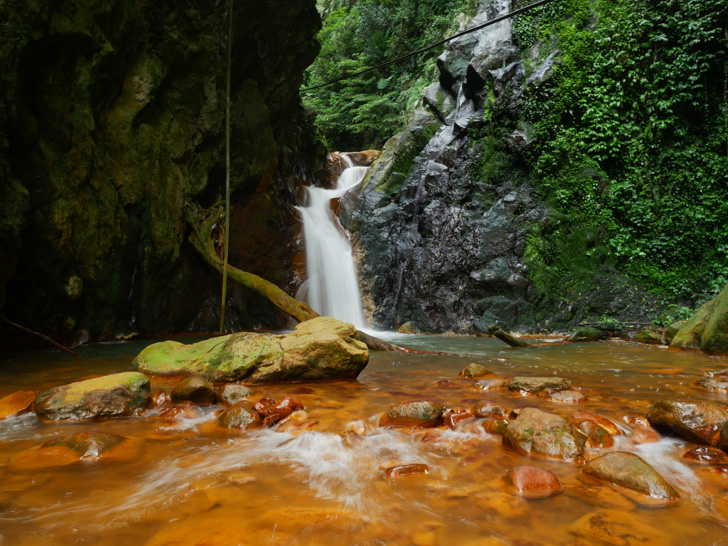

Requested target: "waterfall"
[{"left": 296, "top": 157, "right": 368, "bottom": 329}]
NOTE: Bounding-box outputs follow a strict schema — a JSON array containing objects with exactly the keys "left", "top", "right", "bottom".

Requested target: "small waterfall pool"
[
  {"left": 296, "top": 157, "right": 368, "bottom": 329},
  {"left": 1, "top": 337, "right": 728, "bottom": 544}
]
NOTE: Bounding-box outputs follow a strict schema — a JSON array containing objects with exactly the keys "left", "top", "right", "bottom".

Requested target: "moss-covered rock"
[
  {"left": 569, "top": 326, "right": 610, "bottom": 342},
  {"left": 34, "top": 372, "right": 151, "bottom": 420},
  {"left": 509, "top": 376, "right": 571, "bottom": 394},
  {"left": 671, "top": 282, "right": 728, "bottom": 354},
  {"left": 379, "top": 400, "right": 445, "bottom": 428},
  {"left": 503, "top": 407, "right": 584, "bottom": 462},
  {"left": 133, "top": 316, "right": 369, "bottom": 383},
  {"left": 633, "top": 329, "right": 662, "bottom": 345}
]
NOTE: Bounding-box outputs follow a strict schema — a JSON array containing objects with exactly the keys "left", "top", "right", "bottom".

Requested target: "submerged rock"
[
  {"left": 217, "top": 401, "right": 262, "bottom": 430},
  {"left": 630, "top": 426, "right": 661, "bottom": 445},
  {"left": 546, "top": 390, "right": 586, "bottom": 404},
  {"left": 0, "top": 390, "right": 37, "bottom": 419},
  {"left": 682, "top": 446, "right": 728, "bottom": 465},
  {"left": 696, "top": 377, "right": 728, "bottom": 392},
  {"left": 647, "top": 399, "right": 728, "bottom": 445},
  {"left": 509, "top": 376, "right": 571, "bottom": 394},
  {"left": 570, "top": 411, "right": 622, "bottom": 436},
  {"left": 443, "top": 407, "right": 474, "bottom": 428},
  {"left": 573, "top": 420, "right": 615, "bottom": 449},
  {"left": 380, "top": 400, "right": 444, "bottom": 428},
  {"left": 9, "top": 432, "right": 141, "bottom": 471},
  {"left": 133, "top": 317, "right": 369, "bottom": 383},
  {"left": 458, "top": 363, "right": 492, "bottom": 378},
  {"left": 503, "top": 407, "right": 584, "bottom": 461},
  {"left": 582, "top": 451, "right": 678, "bottom": 502},
  {"left": 569, "top": 509, "right": 669, "bottom": 545},
  {"left": 34, "top": 372, "right": 151, "bottom": 420},
  {"left": 473, "top": 378, "right": 509, "bottom": 391},
  {"left": 384, "top": 464, "right": 430, "bottom": 479},
  {"left": 502, "top": 466, "right": 562, "bottom": 499},
  {"left": 171, "top": 376, "right": 216, "bottom": 404}
]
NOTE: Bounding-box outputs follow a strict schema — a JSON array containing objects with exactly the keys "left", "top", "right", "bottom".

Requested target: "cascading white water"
[{"left": 296, "top": 157, "right": 368, "bottom": 328}]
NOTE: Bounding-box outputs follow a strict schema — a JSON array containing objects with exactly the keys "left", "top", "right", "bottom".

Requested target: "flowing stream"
[
  {"left": 1, "top": 338, "right": 728, "bottom": 544},
  {"left": 296, "top": 157, "right": 368, "bottom": 329}
]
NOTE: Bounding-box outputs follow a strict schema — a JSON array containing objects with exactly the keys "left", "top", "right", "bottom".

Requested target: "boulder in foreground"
[
  {"left": 647, "top": 399, "right": 728, "bottom": 445},
  {"left": 35, "top": 372, "right": 151, "bottom": 420},
  {"left": 503, "top": 407, "right": 584, "bottom": 462},
  {"left": 133, "top": 317, "right": 369, "bottom": 383}
]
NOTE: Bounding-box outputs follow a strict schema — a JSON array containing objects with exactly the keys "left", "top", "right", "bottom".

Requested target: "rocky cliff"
[
  {"left": 344, "top": 0, "right": 662, "bottom": 333},
  {"left": 0, "top": 0, "right": 324, "bottom": 345}
]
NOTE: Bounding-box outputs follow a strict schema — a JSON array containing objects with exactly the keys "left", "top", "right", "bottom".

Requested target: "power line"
[{"left": 301, "top": 0, "right": 557, "bottom": 93}]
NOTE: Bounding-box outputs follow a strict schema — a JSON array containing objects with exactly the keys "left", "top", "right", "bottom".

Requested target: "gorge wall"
[{"left": 0, "top": 0, "right": 325, "bottom": 345}]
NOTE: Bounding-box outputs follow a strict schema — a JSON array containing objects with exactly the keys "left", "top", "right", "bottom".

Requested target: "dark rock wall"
[
  {"left": 344, "top": 0, "right": 660, "bottom": 334},
  {"left": 0, "top": 0, "right": 323, "bottom": 345}
]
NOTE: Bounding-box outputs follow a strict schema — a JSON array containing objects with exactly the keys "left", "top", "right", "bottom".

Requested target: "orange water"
[{"left": 1, "top": 335, "right": 728, "bottom": 545}]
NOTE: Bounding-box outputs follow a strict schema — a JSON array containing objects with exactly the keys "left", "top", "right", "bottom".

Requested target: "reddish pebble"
[
  {"left": 152, "top": 392, "right": 170, "bottom": 407},
  {"left": 254, "top": 397, "right": 278, "bottom": 416},
  {"left": 0, "top": 390, "right": 37, "bottom": 419},
  {"left": 484, "top": 418, "right": 509, "bottom": 435},
  {"left": 503, "top": 466, "right": 563, "bottom": 499},
  {"left": 384, "top": 464, "right": 429, "bottom": 479},
  {"left": 276, "top": 396, "right": 304, "bottom": 412},
  {"left": 630, "top": 425, "right": 660, "bottom": 445},
  {"left": 682, "top": 446, "right": 728, "bottom": 465},
  {"left": 623, "top": 414, "right": 650, "bottom": 428},
  {"left": 473, "top": 401, "right": 507, "bottom": 419},
  {"left": 574, "top": 420, "right": 615, "bottom": 448},
  {"left": 570, "top": 411, "right": 621, "bottom": 435},
  {"left": 443, "top": 407, "right": 474, "bottom": 429},
  {"left": 262, "top": 406, "right": 293, "bottom": 427}
]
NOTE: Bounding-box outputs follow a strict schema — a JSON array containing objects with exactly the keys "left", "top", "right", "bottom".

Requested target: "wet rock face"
[
  {"left": 503, "top": 407, "right": 584, "bottom": 462},
  {"left": 582, "top": 451, "right": 679, "bottom": 502},
  {"left": 171, "top": 376, "right": 216, "bottom": 405},
  {"left": 217, "top": 401, "right": 262, "bottom": 430},
  {"left": 0, "top": 0, "right": 323, "bottom": 342},
  {"left": 647, "top": 399, "right": 728, "bottom": 445},
  {"left": 509, "top": 376, "right": 571, "bottom": 394},
  {"left": 34, "top": 372, "right": 151, "bottom": 420}
]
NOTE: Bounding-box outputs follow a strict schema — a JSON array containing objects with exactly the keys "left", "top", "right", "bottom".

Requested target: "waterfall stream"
[{"left": 296, "top": 157, "right": 368, "bottom": 329}]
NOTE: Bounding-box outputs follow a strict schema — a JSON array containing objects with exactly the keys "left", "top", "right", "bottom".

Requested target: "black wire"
[{"left": 301, "top": 0, "right": 557, "bottom": 93}]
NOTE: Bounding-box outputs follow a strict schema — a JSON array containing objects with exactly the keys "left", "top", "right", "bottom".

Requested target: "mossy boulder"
[
  {"left": 569, "top": 326, "right": 610, "bottom": 342},
  {"left": 582, "top": 451, "right": 678, "bottom": 501},
  {"left": 503, "top": 407, "right": 584, "bottom": 462},
  {"left": 34, "top": 372, "right": 151, "bottom": 420},
  {"left": 633, "top": 329, "right": 662, "bottom": 345},
  {"left": 647, "top": 399, "right": 728, "bottom": 445},
  {"left": 133, "top": 317, "right": 369, "bottom": 383},
  {"left": 671, "top": 282, "right": 728, "bottom": 354},
  {"left": 663, "top": 321, "right": 684, "bottom": 345}
]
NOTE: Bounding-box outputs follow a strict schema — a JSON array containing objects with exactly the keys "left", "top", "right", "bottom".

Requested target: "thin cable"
[{"left": 301, "top": 0, "right": 556, "bottom": 93}]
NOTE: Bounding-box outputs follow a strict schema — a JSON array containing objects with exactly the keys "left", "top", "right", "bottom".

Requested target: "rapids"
[{"left": 1, "top": 336, "right": 728, "bottom": 544}]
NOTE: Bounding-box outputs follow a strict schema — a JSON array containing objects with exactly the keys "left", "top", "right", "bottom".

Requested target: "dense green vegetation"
[
  {"left": 303, "top": 0, "right": 478, "bottom": 150},
  {"left": 514, "top": 0, "right": 728, "bottom": 305}
]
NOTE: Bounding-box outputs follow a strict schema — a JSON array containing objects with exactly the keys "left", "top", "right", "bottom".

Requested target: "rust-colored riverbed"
[{"left": 1, "top": 334, "right": 728, "bottom": 545}]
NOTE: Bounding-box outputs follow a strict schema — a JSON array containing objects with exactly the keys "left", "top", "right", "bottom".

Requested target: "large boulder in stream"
[
  {"left": 503, "top": 407, "right": 584, "bottom": 462},
  {"left": 582, "top": 451, "right": 679, "bottom": 503},
  {"left": 647, "top": 399, "right": 728, "bottom": 445},
  {"left": 133, "top": 317, "right": 369, "bottom": 383},
  {"left": 671, "top": 281, "right": 728, "bottom": 354},
  {"left": 34, "top": 372, "right": 151, "bottom": 420}
]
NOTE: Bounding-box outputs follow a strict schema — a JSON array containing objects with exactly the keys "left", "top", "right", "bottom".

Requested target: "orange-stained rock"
[
  {"left": 379, "top": 400, "right": 444, "bottom": 428},
  {"left": 484, "top": 418, "right": 509, "bottom": 435},
  {"left": 472, "top": 378, "right": 509, "bottom": 391},
  {"left": 630, "top": 425, "right": 661, "bottom": 444},
  {"left": 546, "top": 390, "right": 586, "bottom": 404},
  {"left": 570, "top": 411, "right": 622, "bottom": 435},
  {"left": 384, "top": 464, "right": 430, "bottom": 479},
  {"left": 647, "top": 399, "right": 728, "bottom": 446},
  {"left": 502, "top": 466, "right": 563, "bottom": 499},
  {"left": 0, "top": 390, "right": 37, "bottom": 419},
  {"left": 473, "top": 401, "right": 506, "bottom": 418},
  {"left": 503, "top": 407, "right": 584, "bottom": 462},
  {"left": 263, "top": 406, "right": 293, "bottom": 427},
  {"left": 170, "top": 376, "right": 216, "bottom": 404},
  {"left": 158, "top": 402, "right": 204, "bottom": 421},
  {"left": 345, "top": 419, "right": 375, "bottom": 436},
  {"left": 217, "top": 401, "right": 262, "bottom": 430},
  {"left": 682, "top": 446, "right": 728, "bottom": 465},
  {"left": 276, "top": 396, "right": 304, "bottom": 412},
  {"left": 146, "top": 513, "right": 255, "bottom": 546},
  {"left": 573, "top": 420, "right": 615, "bottom": 448},
  {"left": 9, "top": 432, "right": 142, "bottom": 471},
  {"left": 458, "top": 363, "right": 492, "bottom": 379},
  {"left": 253, "top": 396, "right": 277, "bottom": 417},
  {"left": 582, "top": 451, "right": 678, "bottom": 502},
  {"left": 443, "top": 407, "right": 474, "bottom": 429}
]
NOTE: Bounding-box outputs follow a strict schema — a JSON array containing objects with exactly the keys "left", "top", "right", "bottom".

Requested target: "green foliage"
[
  {"left": 652, "top": 304, "right": 694, "bottom": 328},
  {"left": 520, "top": 0, "right": 728, "bottom": 303},
  {"left": 303, "top": 0, "right": 477, "bottom": 150}
]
